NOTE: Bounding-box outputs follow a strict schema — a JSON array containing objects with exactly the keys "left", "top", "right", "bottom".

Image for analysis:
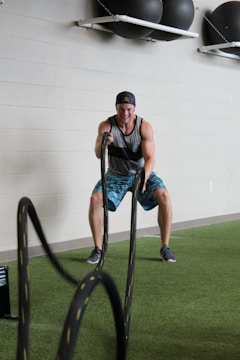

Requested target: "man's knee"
[
  {"left": 90, "top": 192, "right": 103, "bottom": 208},
  {"left": 153, "top": 189, "right": 171, "bottom": 206}
]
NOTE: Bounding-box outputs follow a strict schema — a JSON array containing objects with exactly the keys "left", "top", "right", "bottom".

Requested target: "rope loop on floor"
[{"left": 16, "top": 133, "right": 144, "bottom": 359}]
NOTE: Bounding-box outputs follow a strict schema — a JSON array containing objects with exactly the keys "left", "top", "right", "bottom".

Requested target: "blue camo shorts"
[{"left": 92, "top": 171, "right": 167, "bottom": 212}]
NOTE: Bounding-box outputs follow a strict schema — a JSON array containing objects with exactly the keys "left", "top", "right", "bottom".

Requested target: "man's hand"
[{"left": 107, "top": 132, "right": 114, "bottom": 144}]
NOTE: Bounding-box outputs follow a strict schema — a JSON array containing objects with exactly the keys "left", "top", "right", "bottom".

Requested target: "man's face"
[{"left": 116, "top": 103, "right": 135, "bottom": 122}]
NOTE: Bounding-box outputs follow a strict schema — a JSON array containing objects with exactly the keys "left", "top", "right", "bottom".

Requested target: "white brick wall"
[{"left": 0, "top": 0, "right": 240, "bottom": 255}]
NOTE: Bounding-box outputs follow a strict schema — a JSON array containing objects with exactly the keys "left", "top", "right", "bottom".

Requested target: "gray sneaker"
[
  {"left": 87, "top": 246, "right": 102, "bottom": 264},
  {"left": 160, "top": 245, "right": 176, "bottom": 262}
]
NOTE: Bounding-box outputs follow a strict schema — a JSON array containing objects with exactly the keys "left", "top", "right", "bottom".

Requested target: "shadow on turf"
[
  {"left": 56, "top": 254, "right": 87, "bottom": 263},
  {"left": 136, "top": 256, "right": 160, "bottom": 262},
  {"left": 58, "top": 253, "right": 160, "bottom": 264}
]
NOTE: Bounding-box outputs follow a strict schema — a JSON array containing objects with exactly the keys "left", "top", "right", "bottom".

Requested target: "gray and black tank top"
[{"left": 108, "top": 115, "right": 144, "bottom": 175}]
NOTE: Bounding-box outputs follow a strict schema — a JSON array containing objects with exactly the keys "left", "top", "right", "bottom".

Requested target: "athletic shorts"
[{"left": 92, "top": 171, "right": 167, "bottom": 212}]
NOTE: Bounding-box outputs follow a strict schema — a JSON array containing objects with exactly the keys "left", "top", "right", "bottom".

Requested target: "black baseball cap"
[{"left": 115, "top": 91, "right": 136, "bottom": 106}]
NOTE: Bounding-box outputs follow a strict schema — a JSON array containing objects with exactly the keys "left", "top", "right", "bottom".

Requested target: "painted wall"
[{"left": 0, "top": 0, "right": 239, "bottom": 254}]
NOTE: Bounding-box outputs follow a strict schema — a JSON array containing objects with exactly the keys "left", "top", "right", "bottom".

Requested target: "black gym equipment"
[
  {"left": 0, "top": 265, "right": 11, "bottom": 318},
  {"left": 206, "top": 1, "right": 240, "bottom": 55},
  {"left": 16, "top": 132, "right": 144, "bottom": 359},
  {"left": 95, "top": 0, "right": 163, "bottom": 39},
  {"left": 151, "top": 0, "right": 195, "bottom": 41}
]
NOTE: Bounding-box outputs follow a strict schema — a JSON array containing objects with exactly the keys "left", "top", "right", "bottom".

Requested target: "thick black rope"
[
  {"left": 16, "top": 132, "right": 143, "bottom": 359},
  {"left": 123, "top": 169, "right": 145, "bottom": 346},
  {"left": 95, "top": 131, "right": 145, "bottom": 346},
  {"left": 56, "top": 270, "right": 126, "bottom": 360},
  {"left": 96, "top": 131, "right": 109, "bottom": 271},
  {"left": 16, "top": 196, "right": 126, "bottom": 360},
  {"left": 16, "top": 197, "right": 81, "bottom": 360},
  {"left": 96, "top": 131, "right": 145, "bottom": 346}
]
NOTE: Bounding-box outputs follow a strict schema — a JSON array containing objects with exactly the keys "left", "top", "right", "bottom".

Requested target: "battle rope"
[
  {"left": 96, "top": 130, "right": 145, "bottom": 346},
  {"left": 16, "top": 197, "right": 81, "bottom": 360},
  {"left": 56, "top": 270, "right": 126, "bottom": 360},
  {"left": 96, "top": 131, "right": 109, "bottom": 271},
  {"left": 16, "top": 195, "right": 126, "bottom": 360},
  {"left": 123, "top": 169, "right": 145, "bottom": 346},
  {"left": 16, "top": 132, "right": 144, "bottom": 359}
]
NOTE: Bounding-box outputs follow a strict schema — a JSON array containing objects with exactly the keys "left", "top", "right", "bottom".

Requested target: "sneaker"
[
  {"left": 160, "top": 245, "right": 176, "bottom": 263},
  {"left": 87, "top": 246, "right": 102, "bottom": 264}
]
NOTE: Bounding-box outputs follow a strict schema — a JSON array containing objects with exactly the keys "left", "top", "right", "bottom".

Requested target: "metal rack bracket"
[
  {"left": 76, "top": 15, "right": 199, "bottom": 40},
  {"left": 198, "top": 42, "right": 240, "bottom": 60}
]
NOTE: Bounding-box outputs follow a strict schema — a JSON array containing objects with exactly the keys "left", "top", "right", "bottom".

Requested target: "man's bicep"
[{"left": 141, "top": 122, "right": 155, "bottom": 159}]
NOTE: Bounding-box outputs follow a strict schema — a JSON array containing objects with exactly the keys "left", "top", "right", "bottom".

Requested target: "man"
[{"left": 87, "top": 91, "right": 176, "bottom": 264}]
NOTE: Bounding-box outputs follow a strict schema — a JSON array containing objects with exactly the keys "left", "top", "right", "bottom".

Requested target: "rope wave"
[{"left": 16, "top": 133, "right": 144, "bottom": 360}]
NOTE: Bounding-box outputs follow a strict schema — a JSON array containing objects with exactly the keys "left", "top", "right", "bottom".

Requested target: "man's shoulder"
[
  {"left": 99, "top": 117, "right": 113, "bottom": 131},
  {"left": 140, "top": 118, "right": 152, "bottom": 129},
  {"left": 140, "top": 119, "right": 153, "bottom": 137}
]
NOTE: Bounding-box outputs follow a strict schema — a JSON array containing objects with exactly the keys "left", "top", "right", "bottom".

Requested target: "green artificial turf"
[{"left": 1, "top": 220, "right": 240, "bottom": 359}]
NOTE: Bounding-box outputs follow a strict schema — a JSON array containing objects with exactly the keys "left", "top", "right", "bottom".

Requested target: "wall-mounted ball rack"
[
  {"left": 76, "top": 15, "right": 199, "bottom": 41},
  {"left": 198, "top": 42, "right": 240, "bottom": 60}
]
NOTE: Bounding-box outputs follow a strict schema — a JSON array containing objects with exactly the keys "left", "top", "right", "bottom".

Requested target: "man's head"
[
  {"left": 115, "top": 91, "right": 136, "bottom": 123},
  {"left": 115, "top": 91, "right": 136, "bottom": 106}
]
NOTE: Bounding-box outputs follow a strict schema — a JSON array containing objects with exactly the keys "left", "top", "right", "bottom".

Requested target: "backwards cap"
[{"left": 115, "top": 91, "right": 136, "bottom": 106}]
